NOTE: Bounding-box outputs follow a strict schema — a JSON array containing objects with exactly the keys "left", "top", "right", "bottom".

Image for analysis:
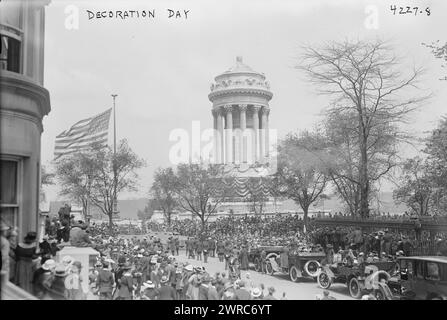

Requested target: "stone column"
[
  {"left": 212, "top": 109, "right": 218, "bottom": 163},
  {"left": 252, "top": 105, "right": 260, "bottom": 163},
  {"left": 224, "top": 105, "right": 233, "bottom": 164},
  {"left": 262, "top": 107, "right": 270, "bottom": 159},
  {"left": 217, "top": 108, "right": 224, "bottom": 164},
  {"left": 239, "top": 104, "right": 248, "bottom": 163}
]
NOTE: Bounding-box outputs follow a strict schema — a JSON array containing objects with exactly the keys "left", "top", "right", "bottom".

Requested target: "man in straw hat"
[
  {"left": 158, "top": 275, "right": 177, "bottom": 300},
  {"left": 32, "top": 259, "right": 55, "bottom": 299},
  {"left": 141, "top": 280, "right": 158, "bottom": 300},
  {"left": 251, "top": 287, "right": 263, "bottom": 300},
  {"left": 47, "top": 264, "right": 68, "bottom": 300}
]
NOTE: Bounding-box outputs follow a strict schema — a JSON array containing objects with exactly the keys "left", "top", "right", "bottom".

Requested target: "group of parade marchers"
[{"left": 249, "top": 244, "right": 326, "bottom": 282}]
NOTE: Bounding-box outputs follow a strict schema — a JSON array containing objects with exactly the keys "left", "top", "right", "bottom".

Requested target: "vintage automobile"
[
  {"left": 317, "top": 261, "right": 397, "bottom": 299},
  {"left": 248, "top": 246, "right": 284, "bottom": 272},
  {"left": 386, "top": 256, "right": 447, "bottom": 300},
  {"left": 264, "top": 248, "right": 326, "bottom": 282}
]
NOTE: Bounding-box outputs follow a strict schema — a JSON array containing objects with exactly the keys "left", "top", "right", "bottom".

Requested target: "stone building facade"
[{"left": 0, "top": 0, "right": 51, "bottom": 238}]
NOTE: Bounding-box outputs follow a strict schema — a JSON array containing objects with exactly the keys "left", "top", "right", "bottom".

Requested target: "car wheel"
[
  {"left": 375, "top": 289, "right": 385, "bottom": 300},
  {"left": 289, "top": 265, "right": 300, "bottom": 282},
  {"left": 254, "top": 258, "right": 261, "bottom": 272},
  {"left": 349, "top": 278, "right": 363, "bottom": 299},
  {"left": 304, "top": 260, "right": 321, "bottom": 278},
  {"left": 266, "top": 262, "right": 274, "bottom": 275},
  {"left": 317, "top": 271, "right": 332, "bottom": 289}
]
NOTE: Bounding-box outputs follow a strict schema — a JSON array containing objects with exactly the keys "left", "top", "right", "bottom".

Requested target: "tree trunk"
[
  {"left": 303, "top": 205, "right": 309, "bottom": 232},
  {"left": 201, "top": 216, "right": 206, "bottom": 235},
  {"left": 167, "top": 212, "right": 171, "bottom": 228},
  {"left": 108, "top": 213, "right": 113, "bottom": 234},
  {"left": 359, "top": 131, "right": 370, "bottom": 218}
]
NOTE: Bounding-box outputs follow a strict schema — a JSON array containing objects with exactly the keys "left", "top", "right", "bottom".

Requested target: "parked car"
[
  {"left": 264, "top": 248, "right": 325, "bottom": 282},
  {"left": 387, "top": 256, "right": 447, "bottom": 300},
  {"left": 248, "top": 246, "right": 284, "bottom": 272},
  {"left": 317, "top": 261, "right": 396, "bottom": 299}
]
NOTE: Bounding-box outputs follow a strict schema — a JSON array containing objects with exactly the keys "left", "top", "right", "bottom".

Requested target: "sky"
[{"left": 41, "top": 0, "right": 447, "bottom": 202}]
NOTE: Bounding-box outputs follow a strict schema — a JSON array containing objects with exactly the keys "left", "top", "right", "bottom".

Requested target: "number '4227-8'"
[{"left": 390, "top": 5, "right": 431, "bottom": 16}]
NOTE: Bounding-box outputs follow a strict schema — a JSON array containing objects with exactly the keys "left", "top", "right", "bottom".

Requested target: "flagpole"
[{"left": 111, "top": 94, "right": 118, "bottom": 216}]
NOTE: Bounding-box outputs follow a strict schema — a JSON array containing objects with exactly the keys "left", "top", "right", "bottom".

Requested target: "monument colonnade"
[{"left": 212, "top": 104, "right": 270, "bottom": 164}]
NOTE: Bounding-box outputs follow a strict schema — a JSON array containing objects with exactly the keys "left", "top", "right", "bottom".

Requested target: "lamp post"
[{"left": 111, "top": 94, "right": 118, "bottom": 215}]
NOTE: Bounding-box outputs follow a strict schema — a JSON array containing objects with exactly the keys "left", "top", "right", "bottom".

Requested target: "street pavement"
[{"left": 125, "top": 231, "right": 355, "bottom": 300}]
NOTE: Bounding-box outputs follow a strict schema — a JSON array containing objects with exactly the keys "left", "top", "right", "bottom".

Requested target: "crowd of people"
[
  {"left": 1, "top": 216, "right": 290, "bottom": 300},
  {"left": 2, "top": 205, "right": 447, "bottom": 300}
]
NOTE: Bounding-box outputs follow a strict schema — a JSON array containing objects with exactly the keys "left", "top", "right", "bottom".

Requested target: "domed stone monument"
[
  {"left": 208, "top": 57, "right": 280, "bottom": 214},
  {"left": 209, "top": 56, "right": 275, "bottom": 176}
]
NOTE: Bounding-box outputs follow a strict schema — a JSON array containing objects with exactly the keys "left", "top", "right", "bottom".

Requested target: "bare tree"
[{"left": 298, "top": 39, "right": 431, "bottom": 217}]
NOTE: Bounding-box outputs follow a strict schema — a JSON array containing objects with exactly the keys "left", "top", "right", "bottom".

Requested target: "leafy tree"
[
  {"left": 171, "top": 163, "right": 231, "bottom": 231},
  {"left": 422, "top": 40, "right": 447, "bottom": 80},
  {"left": 393, "top": 157, "right": 434, "bottom": 216},
  {"left": 137, "top": 201, "right": 155, "bottom": 233},
  {"left": 55, "top": 140, "right": 145, "bottom": 232},
  {"left": 298, "top": 39, "right": 430, "bottom": 217},
  {"left": 150, "top": 167, "right": 178, "bottom": 227},
  {"left": 40, "top": 165, "right": 55, "bottom": 204},
  {"left": 244, "top": 177, "right": 270, "bottom": 215},
  {"left": 276, "top": 131, "right": 328, "bottom": 229},
  {"left": 424, "top": 116, "right": 447, "bottom": 213},
  {"left": 55, "top": 152, "right": 96, "bottom": 216}
]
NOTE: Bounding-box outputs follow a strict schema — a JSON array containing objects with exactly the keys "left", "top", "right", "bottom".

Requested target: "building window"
[
  {"left": 0, "top": 34, "right": 20, "bottom": 73},
  {"left": 0, "top": 160, "right": 19, "bottom": 229}
]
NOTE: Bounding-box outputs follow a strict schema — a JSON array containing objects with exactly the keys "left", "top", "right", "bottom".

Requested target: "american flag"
[{"left": 54, "top": 108, "right": 112, "bottom": 160}]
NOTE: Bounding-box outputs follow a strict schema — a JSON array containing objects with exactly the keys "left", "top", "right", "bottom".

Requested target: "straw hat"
[
  {"left": 42, "top": 259, "right": 56, "bottom": 271},
  {"left": 142, "top": 280, "right": 155, "bottom": 289},
  {"left": 160, "top": 275, "right": 169, "bottom": 284},
  {"left": 223, "top": 282, "right": 233, "bottom": 291},
  {"left": 0, "top": 222, "right": 10, "bottom": 231},
  {"left": 55, "top": 265, "right": 67, "bottom": 277},
  {"left": 62, "top": 255, "right": 74, "bottom": 265},
  {"left": 251, "top": 287, "right": 262, "bottom": 298},
  {"left": 184, "top": 264, "right": 193, "bottom": 272}
]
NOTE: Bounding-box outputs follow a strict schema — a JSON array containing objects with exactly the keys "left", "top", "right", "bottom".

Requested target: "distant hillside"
[
  {"left": 48, "top": 192, "right": 408, "bottom": 220},
  {"left": 49, "top": 199, "right": 149, "bottom": 220},
  {"left": 281, "top": 191, "right": 408, "bottom": 214}
]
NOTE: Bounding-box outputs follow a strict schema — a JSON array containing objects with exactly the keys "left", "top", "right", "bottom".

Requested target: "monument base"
[{"left": 56, "top": 246, "right": 100, "bottom": 294}]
